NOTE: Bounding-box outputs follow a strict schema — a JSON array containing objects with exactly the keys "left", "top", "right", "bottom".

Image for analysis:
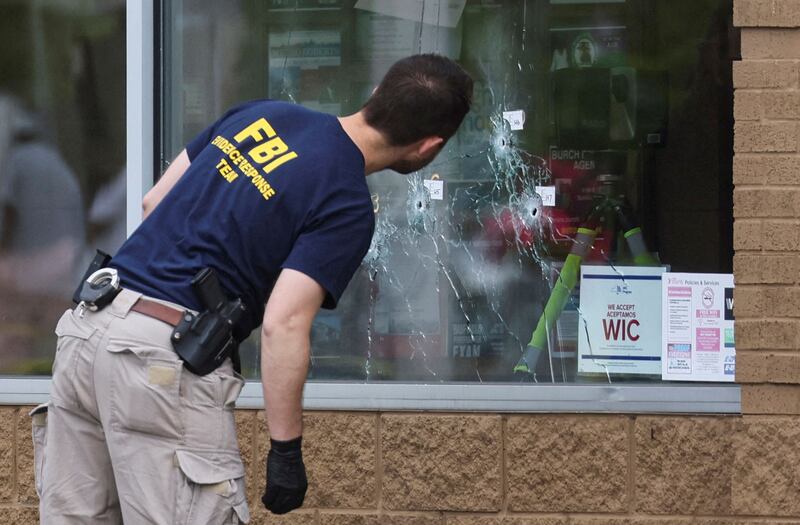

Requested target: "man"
[{"left": 36, "top": 54, "right": 472, "bottom": 524}]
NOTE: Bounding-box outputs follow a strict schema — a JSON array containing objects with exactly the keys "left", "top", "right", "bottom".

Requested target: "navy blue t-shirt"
[{"left": 111, "top": 100, "right": 375, "bottom": 336}]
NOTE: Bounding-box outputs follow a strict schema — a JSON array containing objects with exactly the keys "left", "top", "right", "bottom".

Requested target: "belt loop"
[{"left": 109, "top": 289, "right": 142, "bottom": 319}]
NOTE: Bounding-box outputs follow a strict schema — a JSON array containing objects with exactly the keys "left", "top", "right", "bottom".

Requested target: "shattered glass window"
[{"left": 162, "top": 0, "right": 735, "bottom": 383}]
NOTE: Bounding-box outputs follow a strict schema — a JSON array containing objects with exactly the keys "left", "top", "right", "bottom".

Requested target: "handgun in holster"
[{"left": 171, "top": 268, "right": 245, "bottom": 376}]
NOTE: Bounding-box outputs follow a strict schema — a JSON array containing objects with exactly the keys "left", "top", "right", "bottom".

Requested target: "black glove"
[{"left": 262, "top": 436, "right": 308, "bottom": 514}]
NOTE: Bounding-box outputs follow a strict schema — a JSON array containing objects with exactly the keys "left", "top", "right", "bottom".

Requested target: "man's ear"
[{"left": 415, "top": 136, "right": 444, "bottom": 158}]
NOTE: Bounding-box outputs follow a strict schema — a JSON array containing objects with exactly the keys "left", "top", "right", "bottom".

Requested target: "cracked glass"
[{"left": 161, "top": 0, "right": 735, "bottom": 384}]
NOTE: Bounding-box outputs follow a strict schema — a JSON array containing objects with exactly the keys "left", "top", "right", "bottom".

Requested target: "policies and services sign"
[
  {"left": 578, "top": 265, "right": 666, "bottom": 375},
  {"left": 661, "top": 273, "right": 735, "bottom": 382}
]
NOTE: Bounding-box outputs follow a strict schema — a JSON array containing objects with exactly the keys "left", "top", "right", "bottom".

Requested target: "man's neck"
[{"left": 337, "top": 112, "right": 398, "bottom": 175}]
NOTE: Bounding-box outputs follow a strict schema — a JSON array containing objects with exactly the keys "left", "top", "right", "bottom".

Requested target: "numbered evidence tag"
[
  {"left": 502, "top": 109, "right": 526, "bottom": 131},
  {"left": 535, "top": 186, "right": 556, "bottom": 207},
  {"left": 423, "top": 179, "right": 444, "bottom": 200}
]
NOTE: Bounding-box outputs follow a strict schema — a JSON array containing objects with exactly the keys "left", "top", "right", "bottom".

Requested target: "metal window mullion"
[
  {"left": 0, "top": 379, "right": 740, "bottom": 413},
  {"left": 126, "top": 0, "right": 155, "bottom": 236}
]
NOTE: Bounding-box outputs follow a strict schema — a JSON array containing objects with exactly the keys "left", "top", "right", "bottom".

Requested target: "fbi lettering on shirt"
[{"left": 210, "top": 117, "right": 299, "bottom": 201}]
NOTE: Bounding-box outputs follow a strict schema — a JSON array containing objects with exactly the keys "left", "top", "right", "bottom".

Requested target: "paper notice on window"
[
  {"left": 423, "top": 179, "right": 444, "bottom": 200},
  {"left": 661, "top": 273, "right": 735, "bottom": 382},
  {"left": 577, "top": 265, "right": 666, "bottom": 376},
  {"left": 535, "top": 186, "right": 556, "bottom": 207},
  {"left": 355, "top": 0, "right": 466, "bottom": 28},
  {"left": 502, "top": 109, "right": 526, "bottom": 130}
]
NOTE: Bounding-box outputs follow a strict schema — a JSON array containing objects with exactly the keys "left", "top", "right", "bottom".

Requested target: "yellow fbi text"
[
  {"left": 211, "top": 136, "right": 277, "bottom": 200},
  {"left": 210, "top": 117, "right": 299, "bottom": 201}
]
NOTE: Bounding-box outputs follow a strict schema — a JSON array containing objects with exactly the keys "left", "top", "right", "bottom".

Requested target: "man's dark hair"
[{"left": 362, "top": 54, "right": 473, "bottom": 146}]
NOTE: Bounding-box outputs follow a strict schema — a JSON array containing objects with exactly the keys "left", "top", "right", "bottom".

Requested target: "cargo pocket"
[
  {"left": 174, "top": 449, "right": 250, "bottom": 524},
  {"left": 106, "top": 338, "right": 184, "bottom": 439},
  {"left": 183, "top": 363, "right": 245, "bottom": 449},
  {"left": 52, "top": 310, "right": 96, "bottom": 407},
  {"left": 30, "top": 403, "right": 49, "bottom": 498}
]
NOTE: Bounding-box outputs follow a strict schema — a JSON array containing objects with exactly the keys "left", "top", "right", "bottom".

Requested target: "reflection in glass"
[
  {"left": 0, "top": 1, "right": 126, "bottom": 375},
  {"left": 162, "top": 0, "right": 735, "bottom": 384}
]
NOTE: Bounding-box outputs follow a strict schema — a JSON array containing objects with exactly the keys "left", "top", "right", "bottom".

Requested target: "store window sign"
[
  {"left": 578, "top": 266, "right": 666, "bottom": 376},
  {"left": 661, "top": 273, "right": 735, "bottom": 382},
  {"left": 354, "top": 0, "right": 466, "bottom": 28}
]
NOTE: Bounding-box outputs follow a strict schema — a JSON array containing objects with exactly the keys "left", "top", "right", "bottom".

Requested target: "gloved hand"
[{"left": 262, "top": 436, "right": 308, "bottom": 514}]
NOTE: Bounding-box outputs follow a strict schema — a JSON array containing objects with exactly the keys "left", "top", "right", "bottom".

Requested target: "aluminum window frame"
[{"left": 0, "top": 1, "right": 741, "bottom": 414}]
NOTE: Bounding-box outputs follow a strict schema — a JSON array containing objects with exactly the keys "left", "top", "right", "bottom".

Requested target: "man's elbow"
[
  {"left": 141, "top": 193, "right": 157, "bottom": 218},
  {"left": 261, "top": 314, "right": 311, "bottom": 345}
]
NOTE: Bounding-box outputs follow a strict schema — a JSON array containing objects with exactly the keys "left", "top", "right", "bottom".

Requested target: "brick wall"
[
  {"left": 733, "top": 0, "right": 800, "bottom": 416},
  {"left": 3, "top": 1, "right": 800, "bottom": 523},
  {"left": 3, "top": 408, "right": 800, "bottom": 523}
]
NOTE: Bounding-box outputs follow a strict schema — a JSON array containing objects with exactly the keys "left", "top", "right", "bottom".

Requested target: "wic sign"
[{"left": 577, "top": 266, "right": 666, "bottom": 376}]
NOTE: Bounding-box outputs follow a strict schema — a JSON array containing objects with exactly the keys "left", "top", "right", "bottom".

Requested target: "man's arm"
[
  {"left": 260, "top": 269, "right": 323, "bottom": 514},
  {"left": 142, "top": 149, "right": 191, "bottom": 219},
  {"left": 261, "top": 268, "right": 324, "bottom": 439}
]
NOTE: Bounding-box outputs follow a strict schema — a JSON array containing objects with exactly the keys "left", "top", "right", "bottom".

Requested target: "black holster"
[{"left": 171, "top": 268, "right": 246, "bottom": 376}]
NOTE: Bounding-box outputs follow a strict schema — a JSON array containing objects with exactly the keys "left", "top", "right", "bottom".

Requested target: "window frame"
[{"left": 0, "top": 0, "right": 741, "bottom": 415}]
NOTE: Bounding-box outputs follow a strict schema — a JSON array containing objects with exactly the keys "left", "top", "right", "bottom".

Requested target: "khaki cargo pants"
[{"left": 32, "top": 289, "right": 250, "bottom": 524}]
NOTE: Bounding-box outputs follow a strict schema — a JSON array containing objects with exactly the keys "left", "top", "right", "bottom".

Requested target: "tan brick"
[
  {"left": 256, "top": 410, "right": 269, "bottom": 468},
  {"left": 737, "top": 352, "right": 800, "bottom": 383},
  {"left": 632, "top": 517, "right": 800, "bottom": 525},
  {"left": 572, "top": 520, "right": 749, "bottom": 525},
  {"left": 320, "top": 513, "right": 442, "bottom": 525},
  {"left": 733, "top": 219, "right": 763, "bottom": 250},
  {"left": 235, "top": 410, "right": 259, "bottom": 509},
  {"left": 735, "top": 90, "right": 800, "bottom": 120},
  {"left": 735, "top": 0, "right": 800, "bottom": 27},
  {"left": 506, "top": 416, "right": 627, "bottom": 513},
  {"left": 382, "top": 414, "right": 501, "bottom": 512},
  {"left": 733, "top": 416, "right": 800, "bottom": 515},
  {"left": 760, "top": 319, "right": 800, "bottom": 350},
  {"left": 741, "top": 28, "right": 800, "bottom": 58},
  {"left": 257, "top": 411, "right": 378, "bottom": 509},
  {"left": 762, "top": 286, "right": 800, "bottom": 316},
  {"left": 0, "top": 408, "right": 15, "bottom": 503},
  {"left": 762, "top": 220, "right": 800, "bottom": 250},
  {"left": 446, "top": 518, "right": 566, "bottom": 525},
  {"left": 733, "top": 285, "right": 766, "bottom": 318},
  {"left": 0, "top": 506, "right": 39, "bottom": 524},
  {"left": 736, "top": 319, "right": 762, "bottom": 349},
  {"left": 742, "top": 384, "right": 800, "bottom": 414},
  {"left": 733, "top": 60, "right": 800, "bottom": 88},
  {"left": 735, "top": 121, "right": 798, "bottom": 152},
  {"left": 567, "top": 516, "right": 634, "bottom": 525},
  {"left": 16, "top": 407, "right": 36, "bottom": 504},
  {"left": 731, "top": 521, "right": 800, "bottom": 525},
  {"left": 734, "top": 254, "right": 800, "bottom": 284},
  {"left": 302, "top": 413, "right": 377, "bottom": 509},
  {"left": 733, "top": 154, "right": 800, "bottom": 185},
  {"left": 734, "top": 187, "right": 800, "bottom": 218},
  {"left": 578, "top": 520, "right": 769, "bottom": 525},
  {"left": 736, "top": 319, "right": 800, "bottom": 349},
  {"left": 635, "top": 417, "right": 734, "bottom": 515},
  {"left": 248, "top": 507, "right": 316, "bottom": 525},
  {"left": 734, "top": 90, "right": 763, "bottom": 121}
]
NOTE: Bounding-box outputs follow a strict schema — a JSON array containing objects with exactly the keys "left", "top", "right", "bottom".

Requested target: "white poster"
[
  {"left": 577, "top": 265, "right": 666, "bottom": 375},
  {"left": 268, "top": 31, "right": 342, "bottom": 113},
  {"left": 661, "top": 273, "right": 735, "bottom": 382},
  {"left": 355, "top": 0, "right": 466, "bottom": 28}
]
